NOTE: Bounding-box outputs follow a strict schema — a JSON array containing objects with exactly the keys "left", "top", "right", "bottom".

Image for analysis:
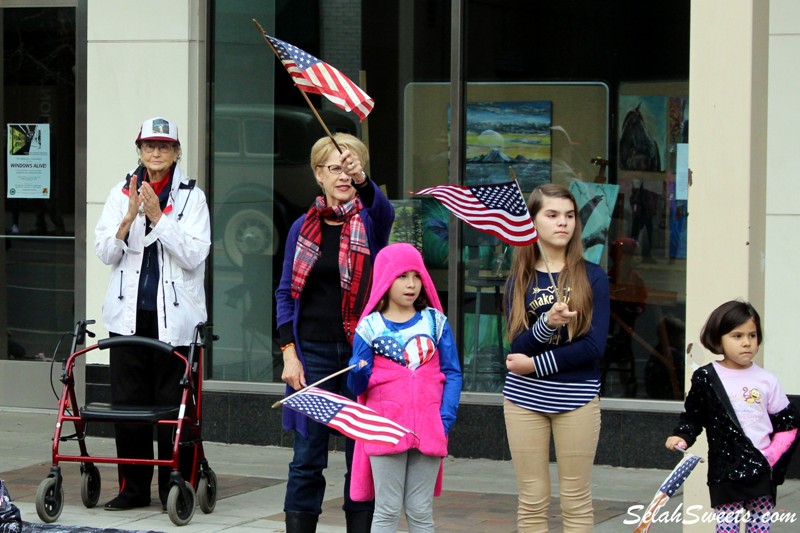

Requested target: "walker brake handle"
[{"left": 74, "top": 319, "right": 96, "bottom": 347}]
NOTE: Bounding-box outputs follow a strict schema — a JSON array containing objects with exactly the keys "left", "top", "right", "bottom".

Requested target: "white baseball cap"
[{"left": 136, "top": 117, "right": 180, "bottom": 144}]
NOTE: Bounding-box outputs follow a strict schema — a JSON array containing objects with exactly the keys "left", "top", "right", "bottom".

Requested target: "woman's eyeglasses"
[
  {"left": 141, "top": 141, "right": 175, "bottom": 154},
  {"left": 316, "top": 164, "right": 344, "bottom": 174}
]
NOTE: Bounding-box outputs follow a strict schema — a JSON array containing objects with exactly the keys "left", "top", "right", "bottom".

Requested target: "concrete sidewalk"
[{"left": 2, "top": 408, "right": 799, "bottom": 532}]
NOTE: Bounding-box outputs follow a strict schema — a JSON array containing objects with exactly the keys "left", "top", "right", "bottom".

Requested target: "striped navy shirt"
[{"left": 503, "top": 263, "right": 610, "bottom": 414}]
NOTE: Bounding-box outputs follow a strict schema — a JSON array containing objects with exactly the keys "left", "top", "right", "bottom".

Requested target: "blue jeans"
[{"left": 284, "top": 340, "right": 375, "bottom": 515}]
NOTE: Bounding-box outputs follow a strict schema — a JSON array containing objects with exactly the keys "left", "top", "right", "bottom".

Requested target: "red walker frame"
[{"left": 35, "top": 319, "right": 217, "bottom": 527}]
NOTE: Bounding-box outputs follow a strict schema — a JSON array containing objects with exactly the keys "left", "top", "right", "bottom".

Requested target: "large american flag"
[
  {"left": 265, "top": 34, "right": 374, "bottom": 121},
  {"left": 413, "top": 181, "right": 538, "bottom": 246},
  {"left": 633, "top": 452, "right": 702, "bottom": 532},
  {"left": 282, "top": 387, "right": 411, "bottom": 445}
]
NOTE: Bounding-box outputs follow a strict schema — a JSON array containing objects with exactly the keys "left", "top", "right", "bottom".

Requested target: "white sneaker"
[{"left": 11, "top": 224, "right": 19, "bottom": 234}]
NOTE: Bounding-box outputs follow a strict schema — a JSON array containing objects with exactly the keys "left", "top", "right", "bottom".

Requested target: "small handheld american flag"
[
  {"left": 413, "top": 181, "right": 538, "bottom": 246},
  {"left": 264, "top": 34, "right": 374, "bottom": 121},
  {"left": 282, "top": 387, "right": 412, "bottom": 445},
  {"left": 633, "top": 452, "right": 702, "bottom": 532}
]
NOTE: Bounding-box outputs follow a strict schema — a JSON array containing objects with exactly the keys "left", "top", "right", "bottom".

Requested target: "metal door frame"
[{"left": 0, "top": 0, "right": 86, "bottom": 410}]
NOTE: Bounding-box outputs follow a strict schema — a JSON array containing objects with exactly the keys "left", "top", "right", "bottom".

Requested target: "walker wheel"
[
  {"left": 80, "top": 464, "right": 102, "bottom": 508},
  {"left": 197, "top": 467, "right": 218, "bottom": 514},
  {"left": 35, "top": 477, "right": 64, "bottom": 523},
  {"left": 167, "top": 482, "right": 196, "bottom": 526}
]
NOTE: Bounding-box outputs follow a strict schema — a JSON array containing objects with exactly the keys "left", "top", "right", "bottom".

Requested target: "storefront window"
[
  {"left": 459, "top": 0, "right": 690, "bottom": 399},
  {"left": 611, "top": 81, "right": 688, "bottom": 400},
  {"left": 209, "top": 1, "right": 279, "bottom": 381},
  {"left": 1, "top": 6, "right": 76, "bottom": 363},
  {"left": 207, "top": 0, "right": 689, "bottom": 401},
  {"left": 208, "top": 0, "right": 363, "bottom": 382}
]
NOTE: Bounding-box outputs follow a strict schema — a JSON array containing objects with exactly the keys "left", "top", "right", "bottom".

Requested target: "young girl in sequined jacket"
[{"left": 666, "top": 300, "right": 799, "bottom": 532}]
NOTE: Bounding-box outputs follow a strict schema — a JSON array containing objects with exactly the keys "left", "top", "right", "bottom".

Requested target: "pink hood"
[{"left": 359, "top": 242, "right": 442, "bottom": 321}]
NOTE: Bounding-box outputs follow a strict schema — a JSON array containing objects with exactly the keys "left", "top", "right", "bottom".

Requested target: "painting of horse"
[{"left": 618, "top": 96, "right": 666, "bottom": 172}]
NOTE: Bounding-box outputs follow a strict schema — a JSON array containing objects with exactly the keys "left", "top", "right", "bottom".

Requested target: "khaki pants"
[{"left": 504, "top": 397, "right": 601, "bottom": 533}]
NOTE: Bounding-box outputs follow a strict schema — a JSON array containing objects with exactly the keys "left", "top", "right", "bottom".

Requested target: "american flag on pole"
[
  {"left": 282, "top": 387, "right": 412, "bottom": 445},
  {"left": 413, "top": 181, "right": 538, "bottom": 246},
  {"left": 264, "top": 34, "right": 374, "bottom": 121},
  {"left": 633, "top": 452, "right": 702, "bottom": 532}
]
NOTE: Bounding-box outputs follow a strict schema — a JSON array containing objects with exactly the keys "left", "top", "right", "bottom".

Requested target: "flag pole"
[
  {"left": 632, "top": 450, "right": 703, "bottom": 533},
  {"left": 509, "top": 167, "right": 559, "bottom": 298},
  {"left": 676, "top": 447, "right": 705, "bottom": 462},
  {"left": 271, "top": 364, "right": 358, "bottom": 408},
  {"left": 252, "top": 19, "right": 342, "bottom": 154}
]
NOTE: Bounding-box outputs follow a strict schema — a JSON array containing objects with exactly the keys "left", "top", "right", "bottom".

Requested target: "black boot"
[
  {"left": 345, "top": 510, "right": 373, "bottom": 533},
  {"left": 285, "top": 511, "right": 318, "bottom": 533}
]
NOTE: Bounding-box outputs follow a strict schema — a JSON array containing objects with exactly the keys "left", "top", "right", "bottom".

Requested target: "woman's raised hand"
[
  {"left": 125, "top": 175, "right": 141, "bottom": 221},
  {"left": 339, "top": 149, "right": 365, "bottom": 184}
]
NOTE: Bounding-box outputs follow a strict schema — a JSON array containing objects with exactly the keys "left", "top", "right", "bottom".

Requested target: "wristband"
[{"left": 280, "top": 342, "right": 295, "bottom": 352}]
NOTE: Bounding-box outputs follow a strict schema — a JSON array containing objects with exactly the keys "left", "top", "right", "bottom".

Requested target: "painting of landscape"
[{"left": 462, "top": 101, "right": 553, "bottom": 191}]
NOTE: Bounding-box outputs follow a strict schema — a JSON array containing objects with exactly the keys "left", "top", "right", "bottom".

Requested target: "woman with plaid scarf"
[{"left": 276, "top": 133, "right": 395, "bottom": 533}]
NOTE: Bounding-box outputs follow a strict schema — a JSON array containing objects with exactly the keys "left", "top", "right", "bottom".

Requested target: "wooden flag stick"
[
  {"left": 271, "top": 364, "right": 357, "bottom": 409},
  {"left": 676, "top": 447, "right": 705, "bottom": 462},
  {"left": 252, "top": 19, "right": 342, "bottom": 154}
]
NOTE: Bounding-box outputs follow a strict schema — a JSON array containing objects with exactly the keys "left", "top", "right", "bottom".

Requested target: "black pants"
[{"left": 109, "top": 310, "right": 193, "bottom": 503}]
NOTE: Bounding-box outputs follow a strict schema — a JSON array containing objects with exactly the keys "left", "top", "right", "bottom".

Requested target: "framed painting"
[
  {"left": 461, "top": 101, "right": 553, "bottom": 191},
  {"left": 618, "top": 95, "right": 667, "bottom": 172}
]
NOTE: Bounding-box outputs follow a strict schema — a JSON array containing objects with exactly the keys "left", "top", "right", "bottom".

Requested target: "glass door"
[{"left": 1, "top": 3, "right": 78, "bottom": 408}]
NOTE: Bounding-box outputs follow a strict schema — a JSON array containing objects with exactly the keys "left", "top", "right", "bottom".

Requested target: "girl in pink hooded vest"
[{"left": 348, "top": 243, "right": 462, "bottom": 533}]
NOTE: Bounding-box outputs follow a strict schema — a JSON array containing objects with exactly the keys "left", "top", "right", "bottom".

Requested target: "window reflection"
[{"left": 205, "top": 0, "right": 690, "bottom": 402}]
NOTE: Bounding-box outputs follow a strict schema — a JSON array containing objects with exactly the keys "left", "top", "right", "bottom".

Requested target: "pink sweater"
[{"left": 350, "top": 352, "right": 448, "bottom": 501}]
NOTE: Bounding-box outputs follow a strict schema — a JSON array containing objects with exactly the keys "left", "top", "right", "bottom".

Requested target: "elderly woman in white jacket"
[{"left": 94, "top": 117, "right": 210, "bottom": 512}]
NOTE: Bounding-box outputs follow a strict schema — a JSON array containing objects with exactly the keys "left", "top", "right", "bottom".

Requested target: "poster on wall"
[
  {"left": 459, "top": 101, "right": 553, "bottom": 191},
  {"left": 7, "top": 123, "right": 51, "bottom": 199},
  {"left": 668, "top": 95, "right": 689, "bottom": 259}
]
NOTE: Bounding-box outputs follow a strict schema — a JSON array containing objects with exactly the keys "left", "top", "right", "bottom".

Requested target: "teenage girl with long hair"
[{"left": 503, "top": 183, "right": 610, "bottom": 532}]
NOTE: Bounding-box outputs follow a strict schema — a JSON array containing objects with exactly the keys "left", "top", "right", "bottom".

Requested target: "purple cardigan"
[{"left": 275, "top": 178, "right": 395, "bottom": 436}]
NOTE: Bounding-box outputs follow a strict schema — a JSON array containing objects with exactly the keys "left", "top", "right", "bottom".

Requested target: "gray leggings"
[{"left": 369, "top": 449, "right": 441, "bottom": 533}]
